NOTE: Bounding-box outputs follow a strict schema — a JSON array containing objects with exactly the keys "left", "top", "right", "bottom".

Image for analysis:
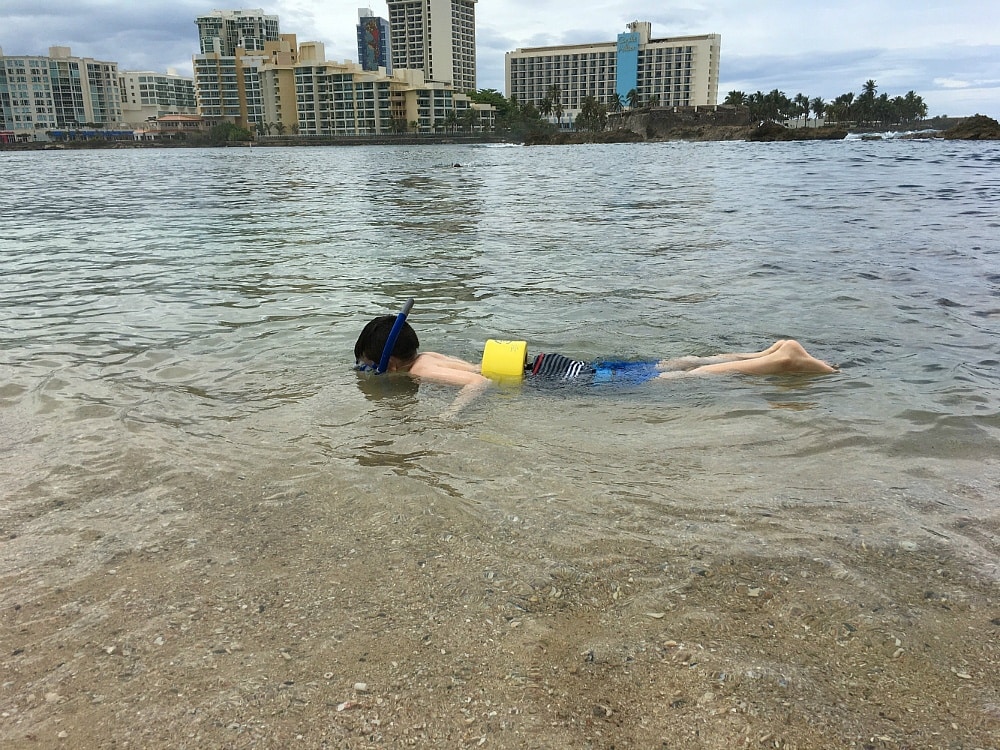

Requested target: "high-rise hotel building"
[
  {"left": 506, "top": 21, "right": 720, "bottom": 123},
  {"left": 193, "top": 9, "right": 285, "bottom": 125},
  {"left": 0, "top": 46, "right": 123, "bottom": 137},
  {"left": 386, "top": 0, "right": 477, "bottom": 93}
]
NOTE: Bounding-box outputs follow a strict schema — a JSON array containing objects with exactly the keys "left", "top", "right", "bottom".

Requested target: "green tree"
[
  {"left": 576, "top": 95, "right": 607, "bottom": 132},
  {"left": 857, "top": 80, "right": 878, "bottom": 125},
  {"left": 724, "top": 90, "right": 748, "bottom": 106},
  {"left": 209, "top": 122, "right": 252, "bottom": 144},
  {"left": 899, "top": 90, "right": 927, "bottom": 121},
  {"left": 469, "top": 88, "right": 513, "bottom": 120},
  {"left": 626, "top": 88, "right": 640, "bottom": 109},
  {"left": 794, "top": 93, "right": 810, "bottom": 126},
  {"left": 461, "top": 108, "right": 479, "bottom": 132},
  {"left": 810, "top": 97, "right": 826, "bottom": 122},
  {"left": 546, "top": 84, "right": 562, "bottom": 109}
]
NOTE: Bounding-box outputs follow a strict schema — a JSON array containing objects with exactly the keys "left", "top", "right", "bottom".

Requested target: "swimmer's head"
[{"left": 354, "top": 315, "right": 419, "bottom": 367}]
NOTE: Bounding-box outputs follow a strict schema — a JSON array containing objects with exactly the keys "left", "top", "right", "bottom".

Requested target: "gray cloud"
[
  {"left": 721, "top": 45, "right": 1000, "bottom": 116},
  {"left": 2, "top": 1, "right": 998, "bottom": 116}
]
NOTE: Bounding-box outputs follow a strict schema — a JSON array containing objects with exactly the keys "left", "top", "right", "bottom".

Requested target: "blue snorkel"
[{"left": 373, "top": 298, "right": 414, "bottom": 374}]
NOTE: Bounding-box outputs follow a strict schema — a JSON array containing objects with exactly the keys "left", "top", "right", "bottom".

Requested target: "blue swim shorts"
[{"left": 591, "top": 360, "right": 661, "bottom": 385}]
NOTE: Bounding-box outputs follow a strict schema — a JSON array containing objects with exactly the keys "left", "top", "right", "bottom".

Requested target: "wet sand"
[{"left": 2, "top": 465, "right": 998, "bottom": 749}]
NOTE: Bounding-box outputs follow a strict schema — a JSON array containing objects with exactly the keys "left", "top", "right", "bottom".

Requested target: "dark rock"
[{"left": 942, "top": 114, "right": 1000, "bottom": 140}]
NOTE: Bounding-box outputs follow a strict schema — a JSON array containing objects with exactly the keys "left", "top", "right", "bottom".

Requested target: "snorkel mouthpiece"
[{"left": 374, "top": 298, "right": 415, "bottom": 374}]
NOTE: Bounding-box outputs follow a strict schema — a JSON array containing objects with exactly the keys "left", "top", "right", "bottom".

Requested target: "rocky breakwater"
[
  {"left": 745, "top": 121, "right": 848, "bottom": 142},
  {"left": 943, "top": 114, "right": 1000, "bottom": 140}
]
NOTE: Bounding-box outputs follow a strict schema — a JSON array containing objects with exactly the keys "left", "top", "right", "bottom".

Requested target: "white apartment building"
[
  {"left": 0, "top": 46, "right": 123, "bottom": 137},
  {"left": 506, "top": 22, "right": 720, "bottom": 126},
  {"left": 120, "top": 70, "right": 198, "bottom": 125},
  {"left": 386, "top": 0, "right": 477, "bottom": 93}
]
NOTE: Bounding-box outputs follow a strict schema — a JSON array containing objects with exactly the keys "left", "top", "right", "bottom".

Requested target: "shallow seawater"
[{"left": 1, "top": 140, "right": 998, "bottom": 584}]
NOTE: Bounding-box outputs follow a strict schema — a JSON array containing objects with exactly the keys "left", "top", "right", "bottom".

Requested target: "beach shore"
[{"left": 2, "top": 467, "right": 998, "bottom": 749}]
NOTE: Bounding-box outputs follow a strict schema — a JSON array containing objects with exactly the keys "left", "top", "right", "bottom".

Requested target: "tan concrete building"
[{"left": 258, "top": 41, "right": 493, "bottom": 136}]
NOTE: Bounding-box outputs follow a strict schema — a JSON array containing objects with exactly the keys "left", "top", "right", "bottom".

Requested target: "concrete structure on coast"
[
  {"left": 1, "top": 6, "right": 491, "bottom": 142},
  {"left": 258, "top": 38, "right": 493, "bottom": 136},
  {"left": 0, "top": 46, "right": 123, "bottom": 139},
  {"left": 506, "top": 21, "right": 720, "bottom": 128},
  {"left": 192, "top": 7, "right": 491, "bottom": 137},
  {"left": 120, "top": 70, "right": 198, "bottom": 122}
]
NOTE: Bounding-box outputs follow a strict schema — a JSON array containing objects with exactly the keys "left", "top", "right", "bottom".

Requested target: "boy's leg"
[
  {"left": 658, "top": 340, "right": 836, "bottom": 377},
  {"left": 656, "top": 340, "right": 789, "bottom": 371}
]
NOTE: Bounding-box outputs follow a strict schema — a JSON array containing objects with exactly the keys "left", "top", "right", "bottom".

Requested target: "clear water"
[{"left": 2, "top": 141, "right": 998, "bottom": 579}]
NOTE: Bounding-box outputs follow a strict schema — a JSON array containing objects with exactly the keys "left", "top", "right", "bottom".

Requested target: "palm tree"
[
  {"left": 461, "top": 109, "right": 479, "bottom": 132},
  {"left": 794, "top": 93, "right": 810, "bottom": 127},
  {"left": 544, "top": 84, "right": 562, "bottom": 127},
  {"left": 901, "top": 90, "right": 927, "bottom": 121},
  {"left": 553, "top": 99, "right": 564, "bottom": 129},
  {"left": 538, "top": 96, "right": 552, "bottom": 119},
  {"left": 546, "top": 84, "right": 562, "bottom": 109},
  {"left": 647, "top": 94, "right": 660, "bottom": 108},
  {"left": 626, "top": 88, "right": 640, "bottom": 109},
  {"left": 724, "top": 90, "right": 748, "bottom": 106},
  {"left": 577, "top": 95, "right": 607, "bottom": 132},
  {"left": 810, "top": 97, "right": 826, "bottom": 123},
  {"left": 858, "top": 80, "right": 878, "bottom": 125}
]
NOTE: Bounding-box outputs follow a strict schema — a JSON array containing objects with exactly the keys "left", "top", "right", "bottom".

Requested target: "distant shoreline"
[{"left": 2, "top": 115, "right": 996, "bottom": 151}]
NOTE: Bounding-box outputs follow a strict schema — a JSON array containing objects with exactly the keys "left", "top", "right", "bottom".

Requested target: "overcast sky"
[{"left": 2, "top": 1, "right": 998, "bottom": 117}]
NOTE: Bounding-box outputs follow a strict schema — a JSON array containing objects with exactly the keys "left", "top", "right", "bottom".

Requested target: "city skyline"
[{"left": 2, "top": 1, "right": 998, "bottom": 117}]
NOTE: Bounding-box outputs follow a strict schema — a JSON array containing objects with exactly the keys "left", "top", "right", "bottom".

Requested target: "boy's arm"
[
  {"left": 409, "top": 357, "right": 492, "bottom": 418},
  {"left": 442, "top": 378, "right": 491, "bottom": 419}
]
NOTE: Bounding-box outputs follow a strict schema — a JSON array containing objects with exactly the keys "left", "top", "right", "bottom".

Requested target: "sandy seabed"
[{"left": 2, "top": 463, "right": 999, "bottom": 750}]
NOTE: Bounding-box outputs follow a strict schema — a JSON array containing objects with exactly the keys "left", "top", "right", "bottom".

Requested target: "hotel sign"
[{"left": 616, "top": 32, "right": 640, "bottom": 101}]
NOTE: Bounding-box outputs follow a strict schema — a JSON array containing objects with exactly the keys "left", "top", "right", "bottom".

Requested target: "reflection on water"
[{"left": 1, "top": 141, "right": 999, "bottom": 583}]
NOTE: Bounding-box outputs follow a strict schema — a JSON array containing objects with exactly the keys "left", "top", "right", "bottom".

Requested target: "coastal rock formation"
[
  {"left": 745, "top": 121, "right": 848, "bottom": 141},
  {"left": 522, "top": 129, "right": 644, "bottom": 146},
  {"left": 943, "top": 114, "right": 1000, "bottom": 140}
]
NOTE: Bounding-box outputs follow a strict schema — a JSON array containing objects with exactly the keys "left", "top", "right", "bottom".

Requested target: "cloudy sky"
[{"left": 2, "top": 1, "right": 998, "bottom": 117}]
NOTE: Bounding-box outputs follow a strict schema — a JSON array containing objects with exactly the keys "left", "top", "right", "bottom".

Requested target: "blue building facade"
[{"left": 615, "top": 31, "right": 640, "bottom": 103}]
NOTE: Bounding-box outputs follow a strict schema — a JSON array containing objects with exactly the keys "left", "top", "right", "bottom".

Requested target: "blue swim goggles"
[{"left": 356, "top": 298, "right": 414, "bottom": 374}]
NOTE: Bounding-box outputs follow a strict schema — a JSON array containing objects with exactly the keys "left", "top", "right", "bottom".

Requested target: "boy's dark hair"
[{"left": 354, "top": 315, "right": 420, "bottom": 364}]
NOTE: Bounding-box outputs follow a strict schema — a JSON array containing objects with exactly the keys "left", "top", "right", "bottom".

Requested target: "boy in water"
[{"left": 354, "top": 315, "right": 837, "bottom": 415}]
